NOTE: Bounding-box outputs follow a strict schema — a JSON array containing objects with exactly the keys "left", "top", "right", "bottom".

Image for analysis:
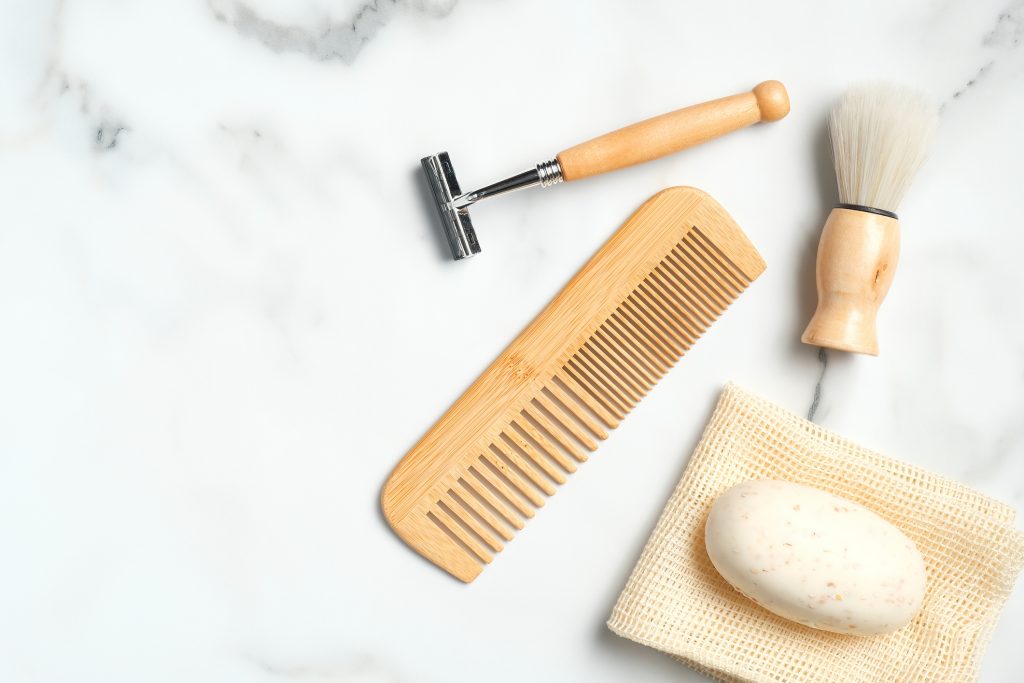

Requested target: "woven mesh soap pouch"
[{"left": 607, "top": 384, "right": 1024, "bottom": 683}]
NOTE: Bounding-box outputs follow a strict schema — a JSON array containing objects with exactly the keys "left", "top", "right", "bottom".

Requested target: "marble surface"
[{"left": 2, "top": 0, "right": 1023, "bottom": 681}]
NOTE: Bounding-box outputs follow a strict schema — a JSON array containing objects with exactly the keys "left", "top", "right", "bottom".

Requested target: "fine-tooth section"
[
  {"left": 642, "top": 274, "right": 695, "bottom": 341},
  {"left": 635, "top": 292, "right": 682, "bottom": 350},
  {"left": 624, "top": 306, "right": 676, "bottom": 368},
  {"left": 656, "top": 263, "right": 712, "bottom": 330},
  {"left": 565, "top": 359, "right": 628, "bottom": 420},
  {"left": 679, "top": 240, "right": 736, "bottom": 303},
  {"left": 650, "top": 269, "right": 704, "bottom": 336},
  {"left": 556, "top": 372, "right": 620, "bottom": 429},
  {"left": 382, "top": 188, "right": 765, "bottom": 582},
  {"left": 546, "top": 379, "right": 610, "bottom": 439},
  {"left": 691, "top": 227, "right": 748, "bottom": 291},
  {"left": 588, "top": 335, "right": 649, "bottom": 398},
  {"left": 674, "top": 245, "right": 729, "bottom": 313},
  {"left": 592, "top": 327, "right": 654, "bottom": 388},
  {"left": 623, "top": 296, "right": 680, "bottom": 358},
  {"left": 637, "top": 281, "right": 696, "bottom": 348},
  {"left": 606, "top": 312, "right": 671, "bottom": 373},
  {"left": 590, "top": 337, "right": 647, "bottom": 400},
  {"left": 651, "top": 264, "right": 708, "bottom": 327},
  {"left": 571, "top": 351, "right": 632, "bottom": 414},
  {"left": 664, "top": 255, "right": 718, "bottom": 323}
]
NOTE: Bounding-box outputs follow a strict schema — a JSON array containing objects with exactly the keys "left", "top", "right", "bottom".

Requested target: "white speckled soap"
[{"left": 705, "top": 480, "right": 927, "bottom": 635}]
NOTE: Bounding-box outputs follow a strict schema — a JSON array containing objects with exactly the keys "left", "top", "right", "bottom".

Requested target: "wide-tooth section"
[
  {"left": 470, "top": 461, "right": 534, "bottom": 519},
  {"left": 500, "top": 430, "right": 565, "bottom": 486},
  {"left": 512, "top": 417, "right": 576, "bottom": 473},
  {"left": 533, "top": 392, "right": 599, "bottom": 452},
  {"left": 441, "top": 493, "right": 503, "bottom": 552},
  {"left": 451, "top": 483, "right": 514, "bottom": 541},
  {"left": 521, "top": 404, "right": 589, "bottom": 463},
  {"left": 420, "top": 226, "right": 754, "bottom": 577},
  {"left": 460, "top": 472, "right": 523, "bottom": 530},
  {"left": 545, "top": 381, "right": 609, "bottom": 440},
  {"left": 429, "top": 505, "right": 493, "bottom": 564},
  {"left": 485, "top": 444, "right": 551, "bottom": 500},
  {"left": 558, "top": 370, "right": 620, "bottom": 428}
]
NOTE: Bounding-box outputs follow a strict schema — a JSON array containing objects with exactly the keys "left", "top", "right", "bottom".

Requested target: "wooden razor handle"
[
  {"left": 555, "top": 80, "right": 789, "bottom": 182},
  {"left": 801, "top": 208, "right": 901, "bottom": 356}
]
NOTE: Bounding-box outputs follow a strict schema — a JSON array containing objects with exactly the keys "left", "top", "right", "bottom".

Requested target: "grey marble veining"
[{"left": 209, "top": 0, "right": 458, "bottom": 64}]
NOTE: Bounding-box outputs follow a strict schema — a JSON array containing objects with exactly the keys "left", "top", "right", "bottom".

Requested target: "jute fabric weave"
[{"left": 607, "top": 384, "right": 1024, "bottom": 682}]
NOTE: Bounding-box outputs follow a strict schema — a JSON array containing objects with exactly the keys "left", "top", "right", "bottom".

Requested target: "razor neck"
[{"left": 453, "top": 159, "right": 563, "bottom": 209}]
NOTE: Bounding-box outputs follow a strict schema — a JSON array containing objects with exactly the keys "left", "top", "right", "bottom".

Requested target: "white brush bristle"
[{"left": 828, "top": 83, "right": 938, "bottom": 213}]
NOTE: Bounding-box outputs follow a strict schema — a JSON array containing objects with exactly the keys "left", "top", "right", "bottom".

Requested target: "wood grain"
[
  {"left": 556, "top": 81, "right": 789, "bottom": 182},
  {"left": 381, "top": 187, "right": 766, "bottom": 582},
  {"left": 802, "top": 207, "right": 900, "bottom": 356}
]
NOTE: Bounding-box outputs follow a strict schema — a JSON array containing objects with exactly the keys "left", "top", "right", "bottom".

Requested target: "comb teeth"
[
  {"left": 383, "top": 189, "right": 765, "bottom": 582},
  {"left": 417, "top": 226, "right": 752, "bottom": 577}
]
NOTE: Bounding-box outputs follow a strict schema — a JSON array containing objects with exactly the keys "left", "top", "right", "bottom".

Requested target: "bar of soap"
[{"left": 704, "top": 480, "right": 926, "bottom": 635}]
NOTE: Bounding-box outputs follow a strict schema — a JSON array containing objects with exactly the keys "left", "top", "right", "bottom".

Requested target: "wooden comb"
[{"left": 382, "top": 187, "right": 765, "bottom": 582}]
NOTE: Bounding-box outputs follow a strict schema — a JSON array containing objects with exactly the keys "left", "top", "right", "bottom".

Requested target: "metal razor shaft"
[{"left": 452, "top": 159, "right": 563, "bottom": 210}]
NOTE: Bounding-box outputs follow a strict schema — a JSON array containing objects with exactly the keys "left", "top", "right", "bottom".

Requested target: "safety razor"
[{"left": 422, "top": 80, "right": 789, "bottom": 260}]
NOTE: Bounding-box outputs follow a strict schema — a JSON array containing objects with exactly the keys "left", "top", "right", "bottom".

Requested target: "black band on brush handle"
[{"left": 835, "top": 203, "right": 898, "bottom": 220}]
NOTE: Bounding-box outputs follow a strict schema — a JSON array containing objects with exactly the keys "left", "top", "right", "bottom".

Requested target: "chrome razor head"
[{"left": 421, "top": 152, "right": 480, "bottom": 260}]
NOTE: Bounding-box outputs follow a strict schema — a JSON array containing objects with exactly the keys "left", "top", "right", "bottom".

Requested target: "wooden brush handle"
[
  {"left": 555, "top": 80, "right": 789, "bottom": 182},
  {"left": 801, "top": 208, "right": 901, "bottom": 356}
]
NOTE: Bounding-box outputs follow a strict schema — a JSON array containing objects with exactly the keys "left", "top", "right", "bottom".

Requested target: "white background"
[{"left": 1, "top": 0, "right": 1022, "bottom": 681}]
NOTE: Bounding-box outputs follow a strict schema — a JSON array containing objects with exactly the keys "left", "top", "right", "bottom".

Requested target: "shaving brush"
[{"left": 802, "top": 84, "right": 938, "bottom": 355}]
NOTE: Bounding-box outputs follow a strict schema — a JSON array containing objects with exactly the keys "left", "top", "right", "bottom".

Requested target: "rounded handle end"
[{"left": 753, "top": 80, "right": 790, "bottom": 122}]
